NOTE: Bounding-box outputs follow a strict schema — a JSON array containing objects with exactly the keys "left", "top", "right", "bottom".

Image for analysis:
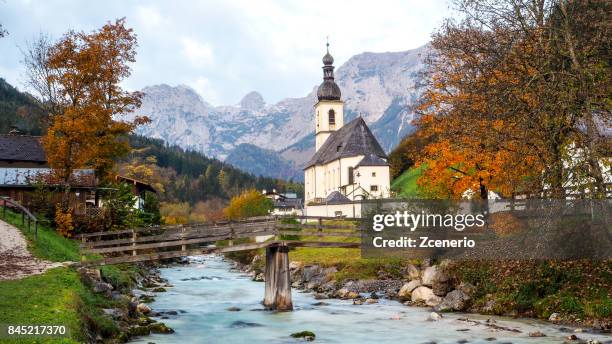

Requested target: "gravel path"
[{"left": 0, "top": 220, "right": 65, "bottom": 280}]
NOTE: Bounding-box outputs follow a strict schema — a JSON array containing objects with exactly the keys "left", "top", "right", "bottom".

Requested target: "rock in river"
[
  {"left": 434, "top": 290, "right": 471, "bottom": 312},
  {"left": 290, "top": 331, "right": 316, "bottom": 341},
  {"left": 398, "top": 280, "right": 421, "bottom": 301}
]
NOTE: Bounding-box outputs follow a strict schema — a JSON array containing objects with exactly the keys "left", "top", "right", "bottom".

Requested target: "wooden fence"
[
  {"left": 1, "top": 196, "right": 39, "bottom": 239},
  {"left": 78, "top": 216, "right": 362, "bottom": 266}
]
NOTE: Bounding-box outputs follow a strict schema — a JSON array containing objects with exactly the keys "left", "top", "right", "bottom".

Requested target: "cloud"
[
  {"left": 136, "top": 5, "right": 163, "bottom": 29},
  {"left": 190, "top": 77, "right": 219, "bottom": 105},
  {"left": 0, "top": 0, "right": 455, "bottom": 105},
  {"left": 180, "top": 37, "right": 214, "bottom": 68}
]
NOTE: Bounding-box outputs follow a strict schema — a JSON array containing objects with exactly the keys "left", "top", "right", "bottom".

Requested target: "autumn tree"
[
  {"left": 415, "top": 0, "right": 610, "bottom": 199},
  {"left": 23, "top": 19, "right": 148, "bottom": 186},
  {"left": 224, "top": 189, "right": 273, "bottom": 220}
]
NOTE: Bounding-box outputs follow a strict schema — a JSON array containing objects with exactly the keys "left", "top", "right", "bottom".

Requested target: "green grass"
[
  {"left": 289, "top": 247, "right": 413, "bottom": 283},
  {"left": 289, "top": 247, "right": 362, "bottom": 266},
  {"left": 0, "top": 210, "right": 128, "bottom": 343},
  {"left": 391, "top": 165, "right": 426, "bottom": 198},
  {"left": 0, "top": 268, "right": 83, "bottom": 344}
]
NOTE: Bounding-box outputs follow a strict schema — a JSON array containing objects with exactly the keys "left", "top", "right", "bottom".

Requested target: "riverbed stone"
[
  {"left": 336, "top": 288, "right": 359, "bottom": 299},
  {"left": 421, "top": 266, "right": 437, "bottom": 286},
  {"left": 529, "top": 331, "right": 546, "bottom": 337},
  {"left": 404, "top": 264, "right": 420, "bottom": 280},
  {"left": 429, "top": 312, "right": 443, "bottom": 321},
  {"left": 149, "top": 322, "right": 174, "bottom": 334},
  {"left": 137, "top": 303, "right": 151, "bottom": 314},
  {"left": 411, "top": 286, "right": 436, "bottom": 303},
  {"left": 398, "top": 280, "right": 421, "bottom": 301},
  {"left": 290, "top": 331, "right": 315, "bottom": 341},
  {"left": 93, "top": 281, "right": 114, "bottom": 295},
  {"left": 548, "top": 312, "right": 561, "bottom": 322},
  {"left": 302, "top": 265, "right": 322, "bottom": 282},
  {"left": 434, "top": 290, "right": 471, "bottom": 312}
]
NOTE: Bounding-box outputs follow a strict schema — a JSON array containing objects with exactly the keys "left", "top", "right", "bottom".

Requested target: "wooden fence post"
[
  {"left": 81, "top": 235, "right": 86, "bottom": 263},
  {"left": 131, "top": 229, "right": 137, "bottom": 256},
  {"left": 181, "top": 226, "right": 186, "bottom": 252},
  {"left": 228, "top": 222, "right": 234, "bottom": 246}
]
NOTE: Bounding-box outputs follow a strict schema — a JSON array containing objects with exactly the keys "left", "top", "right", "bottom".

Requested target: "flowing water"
[{"left": 131, "top": 255, "right": 610, "bottom": 344}]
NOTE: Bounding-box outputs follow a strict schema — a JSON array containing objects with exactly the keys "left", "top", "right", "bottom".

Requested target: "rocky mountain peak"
[
  {"left": 133, "top": 44, "right": 429, "bottom": 181},
  {"left": 239, "top": 91, "right": 265, "bottom": 111}
]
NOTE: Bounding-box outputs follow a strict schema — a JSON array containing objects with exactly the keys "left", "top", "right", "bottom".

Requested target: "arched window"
[{"left": 328, "top": 109, "right": 335, "bottom": 126}]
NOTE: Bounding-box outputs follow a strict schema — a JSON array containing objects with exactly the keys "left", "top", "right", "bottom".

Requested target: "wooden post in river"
[{"left": 263, "top": 244, "right": 292, "bottom": 311}]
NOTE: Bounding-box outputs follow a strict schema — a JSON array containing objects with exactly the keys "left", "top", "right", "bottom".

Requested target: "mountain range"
[{"left": 131, "top": 44, "right": 429, "bottom": 181}]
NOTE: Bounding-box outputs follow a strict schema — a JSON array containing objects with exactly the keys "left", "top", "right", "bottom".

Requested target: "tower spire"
[{"left": 317, "top": 40, "right": 341, "bottom": 101}]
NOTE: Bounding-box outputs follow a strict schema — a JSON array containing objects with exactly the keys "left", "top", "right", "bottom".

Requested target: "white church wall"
[
  {"left": 354, "top": 165, "right": 391, "bottom": 198},
  {"left": 304, "top": 202, "right": 362, "bottom": 218}
]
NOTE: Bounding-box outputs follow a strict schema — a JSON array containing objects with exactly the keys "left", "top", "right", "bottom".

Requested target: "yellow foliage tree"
[{"left": 224, "top": 189, "right": 273, "bottom": 220}]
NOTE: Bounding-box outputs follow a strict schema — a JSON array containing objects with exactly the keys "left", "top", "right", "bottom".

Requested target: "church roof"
[
  {"left": 304, "top": 117, "right": 387, "bottom": 169},
  {"left": 325, "top": 191, "right": 350, "bottom": 203},
  {"left": 356, "top": 154, "right": 389, "bottom": 167}
]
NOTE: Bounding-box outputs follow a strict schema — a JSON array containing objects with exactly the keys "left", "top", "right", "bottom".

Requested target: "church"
[{"left": 304, "top": 45, "right": 390, "bottom": 217}]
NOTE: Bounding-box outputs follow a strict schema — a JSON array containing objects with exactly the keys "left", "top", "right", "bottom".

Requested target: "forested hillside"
[
  {"left": 124, "top": 136, "right": 303, "bottom": 204},
  {"left": 0, "top": 78, "right": 46, "bottom": 135}
]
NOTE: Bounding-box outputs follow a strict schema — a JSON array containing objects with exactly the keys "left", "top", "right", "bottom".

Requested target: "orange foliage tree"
[
  {"left": 25, "top": 18, "right": 148, "bottom": 186},
  {"left": 414, "top": 0, "right": 610, "bottom": 199}
]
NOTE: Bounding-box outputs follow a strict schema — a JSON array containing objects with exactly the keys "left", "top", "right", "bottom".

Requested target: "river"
[{"left": 131, "top": 255, "right": 610, "bottom": 344}]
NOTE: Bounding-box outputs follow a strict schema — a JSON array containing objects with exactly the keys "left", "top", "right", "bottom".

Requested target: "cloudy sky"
[{"left": 0, "top": 0, "right": 453, "bottom": 105}]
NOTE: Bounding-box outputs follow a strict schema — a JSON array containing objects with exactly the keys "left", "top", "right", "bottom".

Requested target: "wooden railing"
[
  {"left": 0, "top": 196, "right": 39, "bottom": 239},
  {"left": 78, "top": 216, "right": 362, "bottom": 266}
]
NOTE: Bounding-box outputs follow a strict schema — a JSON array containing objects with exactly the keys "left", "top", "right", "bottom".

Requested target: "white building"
[{"left": 304, "top": 45, "right": 391, "bottom": 217}]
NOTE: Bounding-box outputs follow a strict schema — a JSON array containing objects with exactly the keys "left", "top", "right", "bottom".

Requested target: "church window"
[
  {"left": 348, "top": 167, "right": 354, "bottom": 184},
  {"left": 370, "top": 185, "right": 378, "bottom": 192},
  {"left": 328, "top": 109, "right": 335, "bottom": 126},
  {"left": 372, "top": 172, "right": 376, "bottom": 177}
]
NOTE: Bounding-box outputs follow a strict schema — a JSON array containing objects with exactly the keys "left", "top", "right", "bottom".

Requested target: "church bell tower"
[{"left": 314, "top": 42, "right": 344, "bottom": 151}]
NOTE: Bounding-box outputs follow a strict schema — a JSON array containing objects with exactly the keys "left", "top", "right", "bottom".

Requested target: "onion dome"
[{"left": 322, "top": 51, "right": 334, "bottom": 65}]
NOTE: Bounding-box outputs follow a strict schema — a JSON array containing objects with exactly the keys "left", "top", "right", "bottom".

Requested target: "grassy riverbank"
[
  {"left": 0, "top": 210, "right": 140, "bottom": 343},
  {"left": 447, "top": 260, "right": 611, "bottom": 322}
]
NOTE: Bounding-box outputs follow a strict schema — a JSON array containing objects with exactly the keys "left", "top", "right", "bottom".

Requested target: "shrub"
[
  {"left": 55, "top": 206, "right": 75, "bottom": 237},
  {"left": 224, "top": 189, "right": 272, "bottom": 220}
]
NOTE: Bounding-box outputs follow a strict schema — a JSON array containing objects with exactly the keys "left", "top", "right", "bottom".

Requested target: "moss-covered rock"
[
  {"left": 290, "top": 331, "right": 315, "bottom": 341},
  {"left": 149, "top": 322, "right": 175, "bottom": 334}
]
